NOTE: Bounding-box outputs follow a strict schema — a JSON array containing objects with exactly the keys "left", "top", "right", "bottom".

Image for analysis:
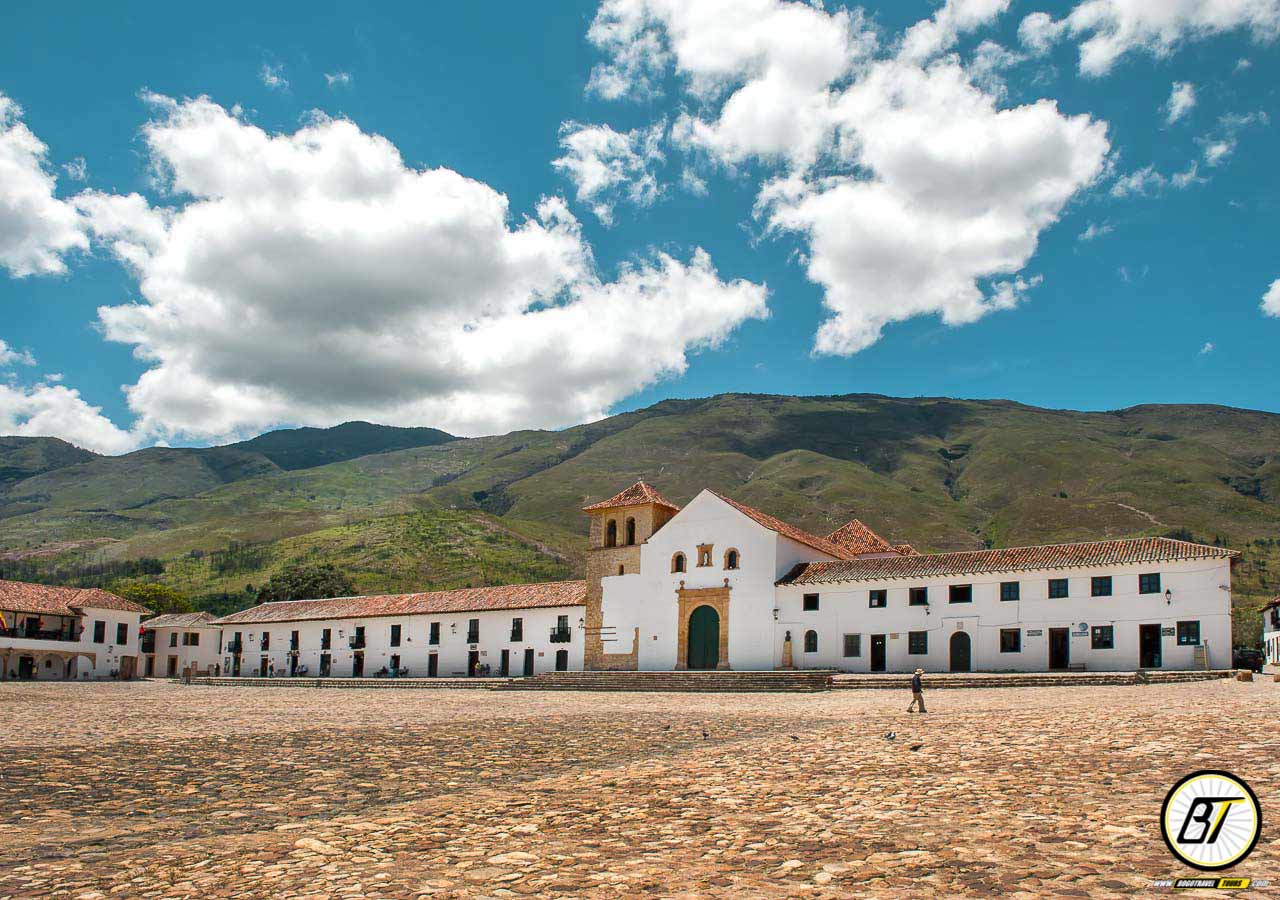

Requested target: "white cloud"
[
  {"left": 1165, "top": 81, "right": 1197, "bottom": 123},
  {"left": 73, "top": 96, "right": 767, "bottom": 442},
  {"left": 1263, "top": 278, "right": 1280, "bottom": 317},
  {"left": 0, "top": 92, "right": 89, "bottom": 277},
  {"left": 1235, "top": 56, "right": 1253, "bottom": 69},
  {"left": 588, "top": 1, "right": 1108, "bottom": 356},
  {"left": 968, "top": 40, "right": 1027, "bottom": 96},
  {"left": 1111, "top": 164, "right": 1167, "bottom": 197},
  {"left": 0, "top": 339, "right": 36, "bottom": 367},
  {"left": 1078, "top": 221, "right": 1113, "bottom": 241},
  {"left": 1018, "top": 0, "right": 1280, "bottom": 75},
  {"left": 0, "top": 378, "right": 141, "bottom": 454},
  {"left": 324, "top": 71, "right": 352, "bottom": 88},
  {"left": 1198, "top": 110, "right": 1267, "bottom": 166},
  {"left": 680, "top": 168, "right": 708, "bottom": 196},
  {"left": 552, "top": 121, "right": 665, "bottom": 225},
  {"left": 1172, "top": 160, "right": 1207, "bottom": 188},
  {"left": 260, "top": 63, "right": 288, "bottom": 90},
  {"left": 592, "top": 0, "right": 877, "bottom": 170},
  {"left": 1200, "top": 340, "right": 1214, "bottom": 354},
  {"left": 63, "top": 156, "right": 88, "bottom": 181},
  {"left": 899, "top": 0, "right": 1011, "bottom": 65}
]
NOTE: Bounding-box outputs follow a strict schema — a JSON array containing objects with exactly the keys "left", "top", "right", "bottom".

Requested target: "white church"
[{"left": 207, "top": 481, "right": 1239, "bottom": 677}]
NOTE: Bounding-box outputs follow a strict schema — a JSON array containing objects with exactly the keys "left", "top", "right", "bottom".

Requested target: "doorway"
[
  {"left": 950, "top": 631, "right": 972, "bottom": 672},
  {"left": 428, "top": 653, "right": 438, "bottom": 677},
  {"left": 166, "top": 656, "right": 178, "bottom": 677},
  {"left": 870, "top": 634, "right": 886, "bottom": 672},
  {"left": 523, "top": 648, "right": 535, "bottom": 677},
  {"left": 555, "top": 649, "right": 568, "bottom": 671},
  {"left": 467, "top": 650, "right": 479, "bottom": 677},
  {"left": 260, "top": 656, "right": 268, "bottom": 677},
  {"left": 145, "top": 655, "right": 154, "bottom": 677},
  {"left": 1139, "top": 624, "right": 1162, "bottom": 668},
  {"left": 499, "top": 649, "right": 510, "bottom": 676},
  {"left": 352, "top": 652, "right": 364, "bottom": 677},
  {"left": 686, "top": 605, "right": 720, "bottom": 670},
  {"left": 1049, "top": 628, "right": 1070, "bottom": 670},
  {"left": 17, "top": 656, "right": 34, "bottom": 679},
  {"left": 289, "top": 654, "right": 297, "bottom": 676}
]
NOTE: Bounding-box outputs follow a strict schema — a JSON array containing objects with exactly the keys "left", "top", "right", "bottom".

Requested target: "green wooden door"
[{"left": 687, "top": 605, "right": 720, "bottom": 670}]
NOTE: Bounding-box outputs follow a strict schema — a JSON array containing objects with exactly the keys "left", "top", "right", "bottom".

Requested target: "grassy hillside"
[{"left": 2, "top": 394, "right": 1277, "bottom": 642}]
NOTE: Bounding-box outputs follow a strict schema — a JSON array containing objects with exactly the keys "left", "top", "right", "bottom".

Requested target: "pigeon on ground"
[
  {"left": 789, "top": 735, "right": 799, "bottom": 742},
  {"left": 909, "top": 743, "right": 924, "bottom": 752},
  {"left": 702, "top": 729, "right": 710, "bottom": 740},
  {"left": 884, "top": 731, "right": 896, "bottom": 740}
]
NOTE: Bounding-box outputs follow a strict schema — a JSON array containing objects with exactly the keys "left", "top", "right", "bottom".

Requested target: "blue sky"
[{"left": 1, "top": 0, "right": 1278, "bottom": 452}]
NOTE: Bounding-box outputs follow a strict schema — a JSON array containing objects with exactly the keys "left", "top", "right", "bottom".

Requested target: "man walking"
[{"left": 907, "top": 667, "right": 927, "bottom": 713}]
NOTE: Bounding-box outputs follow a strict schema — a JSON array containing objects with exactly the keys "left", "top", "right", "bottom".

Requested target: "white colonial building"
[
  {"left": 0, "top": 580, "right": 151, "bottom": 680},
  {"left": 211, "top": 582, "right": 584, "bottom": 678},
  {"left": 140, "top": 611, "right": 224, "bottom": 677},
  {"left": 1263, "top": 598, "right": 1280, "bottom": 669},
  {"left": 205, "top": 481, "right": 1238, "bottom": 678},
  {"left": 584, "top": 482, "right": 1236, "bottom": 673}
]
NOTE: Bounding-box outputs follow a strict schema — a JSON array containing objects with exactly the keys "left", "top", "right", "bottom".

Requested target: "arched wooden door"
[
  {"left": 687, "top": 605, "right": 720, "bottom": 670},
  {"left": 950, "top": 631, "right": 972, "bottom": 672}
]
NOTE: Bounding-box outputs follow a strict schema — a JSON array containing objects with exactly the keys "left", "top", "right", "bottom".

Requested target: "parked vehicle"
[{"left": 1232, "top": 647, "right": 1264, "bottom": 672}]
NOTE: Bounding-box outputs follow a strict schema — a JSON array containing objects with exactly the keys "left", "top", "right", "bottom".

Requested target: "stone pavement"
[{"left": 0, "top": 679, "right": 1276, "bottom": 897}]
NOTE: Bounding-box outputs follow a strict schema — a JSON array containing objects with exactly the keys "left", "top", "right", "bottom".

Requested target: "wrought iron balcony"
[
  {"left": 140, "top": 632, "right": 156, "bottom": 653},
  {"left": 466, "top": 629, "right": 480, "bottom": 644},
  {"left": 348, "top": 635, "right": 365, "bottom": 649},
  {"left": 226, "top": 638, "right": 243, "bottom": 654},
  {"left": 549, "top": 627, "right": 572, "bottom": 643}
]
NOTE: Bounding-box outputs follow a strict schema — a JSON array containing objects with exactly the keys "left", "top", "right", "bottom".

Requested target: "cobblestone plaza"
[{"left": 1, "top": 679, "right": 1276, "bottom": 897}]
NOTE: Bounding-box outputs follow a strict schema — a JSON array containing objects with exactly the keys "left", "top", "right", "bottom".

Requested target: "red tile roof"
[
  {"left": 827, "top": 519, "right": 896, "bottom": 556},
  {"left": 211, "top": 580, "right": 587, "bottom": 625},
  {"left": 710, "top": 491, "right": 854, "bottom": 561},
  {"left": 893, "top": 543, "right": 920, "bottom": 556},
  {"left": 141, "top": 611, "right": 218, "bottom": 630},
  {"left": 1262, "top": 596, "right": 1280, "bottom": 614},
  {"left": 778, "top": 538, "right": 1238, "bottom": 585},
  {"left": 0, "top": 580, "right": 150, "bottom": 616},
  {"left": 583, "top": 481, "right": 680, "bottom": 513}
]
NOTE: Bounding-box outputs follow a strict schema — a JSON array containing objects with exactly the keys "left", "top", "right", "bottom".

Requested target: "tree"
[
  {"left": 113, "top": 582, "right": 195, "bottom": 615},
  {"left": 255, "top": 563, "right": 354, "bottom": 603}
]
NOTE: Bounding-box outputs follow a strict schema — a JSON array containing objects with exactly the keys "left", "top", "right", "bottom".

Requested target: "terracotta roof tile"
[
  {"left": 827, "top": 519, "right": 896, "bottom": 556},
  {"left": 211, "top": 580, "right": 587, "bottom": 625},
  {"left": 141, "top": 611, "right": 218, "bottom": 630},
  {"left": 583, "top": 481, "right": 680, "bottom": 513},
  {"left": 893, "top": 543, "right": 920, "bottom": 556},
  {"left": 710, "top": 492, "right": 854, "bottom": 561},
  {"left": 0, "top": 580, "right": 150, "bottom": 616},
  {"left": 778, "top": 538, "right": 1238, "bottom": 585}
]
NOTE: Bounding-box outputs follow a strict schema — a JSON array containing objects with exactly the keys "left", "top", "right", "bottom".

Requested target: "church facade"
[{"left": 206, "top": 480, "right": 1238, "bottom": 677}]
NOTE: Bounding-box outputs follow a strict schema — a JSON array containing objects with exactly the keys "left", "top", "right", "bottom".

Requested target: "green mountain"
[
  {"left": 1, "top": 395, "right": 1277, "bottom": 641},
  {"left": 229, "top": 420, "right": 454, "bottom": 470}
]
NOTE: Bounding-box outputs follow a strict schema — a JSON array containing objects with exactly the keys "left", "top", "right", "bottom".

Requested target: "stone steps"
[
  {"left": 185, "top": 676, "right": 512, "bottom": 690},
  {"left": 499, "top": 670, "right": 835, "bottom": 693},
  {"left": 831, "top": 670, "right": 1234, "bottom": 690}
]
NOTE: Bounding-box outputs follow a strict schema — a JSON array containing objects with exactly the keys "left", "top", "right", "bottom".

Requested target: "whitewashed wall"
[
  {"left": 221, "top": 605, "right": 584, "bottom": 677},
  {"left": 775, "top": 556, "right": 1233, "bottom": 672},
  {"left": 0, "top": 606, "right": 146, "bottom": 679},
  {"left": 599, "top": 491, "right": 841, "bottom": 671},
  {"left": 147, "top": 625, "right": 223, "bottom": 676}
]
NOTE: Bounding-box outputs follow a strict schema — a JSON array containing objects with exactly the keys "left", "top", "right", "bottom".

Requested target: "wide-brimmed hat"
[{"left": 915, "top": 668, "right": 924, "bottom": 675}]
